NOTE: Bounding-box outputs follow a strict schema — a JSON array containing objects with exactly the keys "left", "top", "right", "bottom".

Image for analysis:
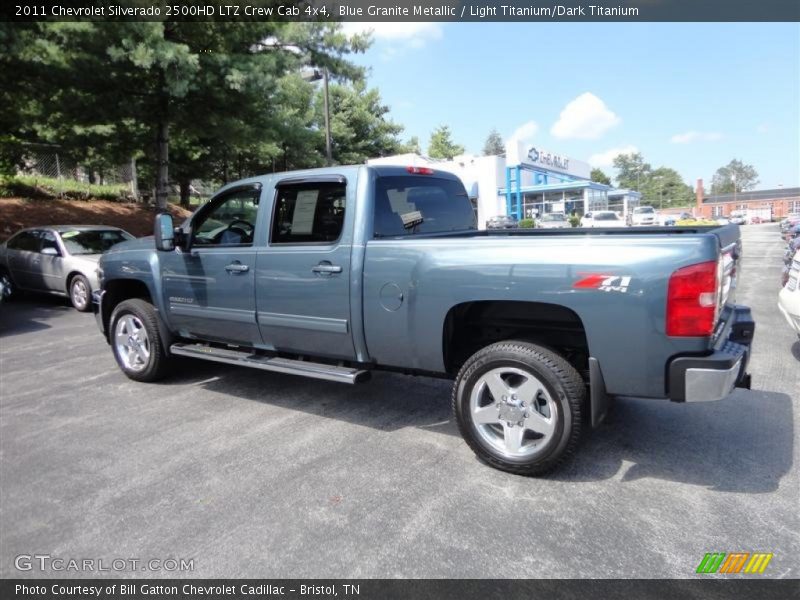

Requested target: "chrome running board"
[{"left": 170, "top": 343, "right": 370, "bottom": 385}]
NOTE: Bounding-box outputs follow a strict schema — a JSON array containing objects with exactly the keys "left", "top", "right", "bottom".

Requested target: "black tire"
[
  {"left": 452, "top": 341, "right": 584, "bottom": 476},
  {"left": 69, "top": 274, "right": 92, "bottom": 312},
  {"left": 109, "top": 298, "right": 172, "bottom": 382},
  {"left": 0, "top": 270, "right": 15, "bottom": 302}
]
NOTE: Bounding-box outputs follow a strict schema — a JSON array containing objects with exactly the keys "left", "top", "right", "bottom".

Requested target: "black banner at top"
[
  {"left": 2, "top": 579, "right": 800, "bottom": 600},
  {"left": 3, "top": 0, "right": 800, "bottom": 22}
]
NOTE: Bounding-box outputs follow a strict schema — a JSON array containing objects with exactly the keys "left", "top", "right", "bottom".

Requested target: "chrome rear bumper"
[{"left": 668, "top": 305, "right": 754, "bottom": 403}]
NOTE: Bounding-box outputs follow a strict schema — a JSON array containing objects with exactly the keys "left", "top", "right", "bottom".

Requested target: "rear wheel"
[
  {"left": 110, "top": 299, "right": 172, "bottom": 382},
  {"left": 69, "top": 274, "right": 92, "bottom": 312},
  {"left": 452, "top": 341, "right": 584, "bottom": 476}
]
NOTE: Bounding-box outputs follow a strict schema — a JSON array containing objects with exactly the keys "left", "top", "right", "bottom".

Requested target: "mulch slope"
[{"left": 0, "top": 198, "right": 192, "bottom": 242}]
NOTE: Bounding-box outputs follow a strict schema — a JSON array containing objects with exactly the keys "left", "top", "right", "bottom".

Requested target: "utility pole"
[
  {"left": 323, "top": 68, "right": 332, "bottom": 166},
  {"left": 301, "top": 67, "right": 333, "bottom": 166}
]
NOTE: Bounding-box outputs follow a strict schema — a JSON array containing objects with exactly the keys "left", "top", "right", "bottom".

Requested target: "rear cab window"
[{"left": 373, "top": 176, "right": 476, "bottom": 238}]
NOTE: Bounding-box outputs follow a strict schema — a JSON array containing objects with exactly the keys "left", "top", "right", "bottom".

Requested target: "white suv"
[
  {"left": 629, "top": 206, "right": 657, "bottom": 226},
  {"left": 779, "top": 249, "right": 800, "bottom": 337}
]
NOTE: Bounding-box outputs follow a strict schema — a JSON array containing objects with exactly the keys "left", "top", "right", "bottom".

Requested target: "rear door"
[
  {"left": 256, "top": 176, "right": 355, "bottom": 360},
  {"left": 161, "top": 185, "right": 262, "bottom": 345},
  {"left": 5, "top": 230, "right": 42, "bottom": 290}
]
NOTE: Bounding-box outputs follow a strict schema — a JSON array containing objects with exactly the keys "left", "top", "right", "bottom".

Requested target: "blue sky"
[{"left": 345, "top": 23, "right": 800, "bottom": 190}]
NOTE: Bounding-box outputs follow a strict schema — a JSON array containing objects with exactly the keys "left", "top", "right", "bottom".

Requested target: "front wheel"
[
  {"left": 0, "top": 271, "right": 14, "bottom": 302},
  {"left": 452, "top": 341, "right": 585, "bottom": 476},
  {"left": 69, "top": 274, "right": 92, "bottom": 312},
  {"left": 109, "top": 299, "right": 172, "bottom": 382}
]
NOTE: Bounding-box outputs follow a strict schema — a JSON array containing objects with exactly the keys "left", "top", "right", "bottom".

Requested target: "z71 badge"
[{"left": 573, "top": 274, "right": 632, "bottom": 293}]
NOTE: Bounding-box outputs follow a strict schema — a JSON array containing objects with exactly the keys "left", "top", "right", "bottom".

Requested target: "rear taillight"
[{"left": 666, "top": 260, "right": 719, "bottom": 337}]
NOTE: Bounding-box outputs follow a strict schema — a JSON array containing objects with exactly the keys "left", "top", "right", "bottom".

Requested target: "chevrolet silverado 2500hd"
[{"left": 93, "top": 165, "right": 754, "bottom": 475}]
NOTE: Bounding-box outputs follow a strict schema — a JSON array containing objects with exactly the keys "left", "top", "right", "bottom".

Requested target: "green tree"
[
  {"left": 398, "top": 136, "right": 421, "bottom": 154},
  {"left": 313, "top": 79, "right": 403, "bottom": 165},
  {"left": 609, "top": 151, "right": 693, "bottom": 209},
  {"left": 482, "top": 129, "right": 505, "bottom": 156},
  {"left": 613, "top": 152, "right": 651, "bottom": 190},
  {"left": 427, "top": 125, "right": 464, "bottom": 159},
  {"left": 590, "top": 168, "right": 611, "bottom": 185},
  {"left": 2, "top": 20, "right": 369, "bottom": 209},
  {"left": 642, "top": 167, "right": 694, "bottom": 209},
  {"left": 711, "top": 159, "right": 759, "bottom": 194}
]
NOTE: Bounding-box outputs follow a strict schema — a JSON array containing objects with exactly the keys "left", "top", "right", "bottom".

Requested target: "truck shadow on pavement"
[
  {"left": 556, "top": 390, "right": 794, "bottom": 493},
  {"left": 162, "top": 360, "right": 793, "bottom": 494}
]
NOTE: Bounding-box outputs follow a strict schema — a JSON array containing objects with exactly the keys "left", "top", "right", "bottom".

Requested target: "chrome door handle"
[
  {"left": 312, "top": 264, "right": 342, "bottom": 275},
  {"left": 225, "top": 263, "right": 249, "bottom": 274}
]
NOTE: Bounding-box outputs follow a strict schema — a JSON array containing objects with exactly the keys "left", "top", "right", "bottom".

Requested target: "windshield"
[
  {"left": 541, "top": 213, "right": 566, "bottom": 221},
  {"left": 634, "top": 207, "right": 655, "bottom": 214},
  {"left": 593, "top": 212, "right": 619, "bottom": 221},
  {"left": 374, "top": 176, "right": 477, "bottom": 237},
  {"left": 60, "top": 230, "right": 133, "bottom": 255}
]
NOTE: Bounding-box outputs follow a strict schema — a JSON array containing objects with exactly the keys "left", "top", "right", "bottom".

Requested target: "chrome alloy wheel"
[
  {"left": 0, "top": 273, "right": 12, "bottom": 299},
  {"left": 469, "top": 366, "right": 558, "bottom": 459},
  {"left": 71, "top": 278, "right": 89, "bottom": 309},
  {"left": 114, "top": 314, "right": 150, "bottom": 372}
]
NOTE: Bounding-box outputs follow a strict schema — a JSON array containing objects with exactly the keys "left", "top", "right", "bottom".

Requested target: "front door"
[
  {"left": 161, "top": 186, "right": 262, "bottom": 346},
  {"left": 38, "top": 230, "right": 67, "bottom": 292},
  {"left": 256, "top": 177, "right": 355, "bottom": 360}
]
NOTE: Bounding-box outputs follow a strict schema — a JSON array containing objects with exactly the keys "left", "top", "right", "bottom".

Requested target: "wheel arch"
[
  {"left": 102, "top": 279, "right": 174, "bottom": 352},
  {"left": 442, "top": 300, "right": 590, "bottom": 379},
  {"left": 65, "top": 270, "right": 89, "bottom": 294}
]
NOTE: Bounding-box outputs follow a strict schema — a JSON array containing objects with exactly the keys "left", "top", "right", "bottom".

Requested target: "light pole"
[{"left": 301, "top": 67, "right": 333, "bottom": 166}]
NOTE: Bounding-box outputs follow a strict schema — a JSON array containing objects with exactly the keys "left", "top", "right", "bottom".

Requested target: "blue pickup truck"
[{"left": 93, "top": 165, "right": 754, "bottom": 475}]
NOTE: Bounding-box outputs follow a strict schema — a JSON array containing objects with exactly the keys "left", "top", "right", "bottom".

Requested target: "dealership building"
[
  {"left": 695, "top": 179, "right": 800, "bottom": 220},
  {"left": 368, "top": 141, "right": 642, "bottom": 229}
]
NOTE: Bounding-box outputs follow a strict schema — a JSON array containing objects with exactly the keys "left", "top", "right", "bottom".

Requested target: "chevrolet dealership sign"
[
  {"left": 506, "top": 140, "right": 591, "bottom": 180},
  {"left": 527, "top": 147, "right": 570, "bottom": 171}
]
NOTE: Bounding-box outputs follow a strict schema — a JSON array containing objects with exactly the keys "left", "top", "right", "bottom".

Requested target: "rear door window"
[
  {"left": 373, "top": 176, "right": 476, "bottom": 238},
  {"left": 271, "top": 182, "right": 346, "bottom": 244},
  {"left": 7, "top": 231, "right": 40, "bottom": 252}
]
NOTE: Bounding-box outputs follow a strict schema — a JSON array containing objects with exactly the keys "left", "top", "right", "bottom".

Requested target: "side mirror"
[
  {"left": 154, "top": 214, "right": 175, "bottom": 251},
  {"left": 41, "top": 247, "right": 59, "bottom": 256}
]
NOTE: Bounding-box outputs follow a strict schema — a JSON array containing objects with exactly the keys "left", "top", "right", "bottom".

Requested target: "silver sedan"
[{"left": 0, "top": 225, "right": 134, "bottom": 311}]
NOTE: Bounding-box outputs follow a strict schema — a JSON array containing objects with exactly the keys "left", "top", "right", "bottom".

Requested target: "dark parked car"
[
  {"left": 0, "top": 225, "right": 134, "bottom": 311},
  {"left": 486, "top": 215, "right": 519, "bottom": 230},
  {"left": 783, "top": 223, "right": 800, "bottom": 243}
]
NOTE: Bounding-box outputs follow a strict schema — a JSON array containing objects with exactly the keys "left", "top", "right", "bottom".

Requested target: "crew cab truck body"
[{"left": 94, "top": 165, "right": 754, "bottom": 475}]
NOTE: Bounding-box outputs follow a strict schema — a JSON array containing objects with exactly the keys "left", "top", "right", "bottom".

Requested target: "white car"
[
  {"left": 730, "top": 212, "right": 747, "bottom": 225},
  {"left": 537, "top": 212, "right": 570, "bottom": 229},
  {"left": 629, "top": 206, "right": 657, "bottom": 226},
  {"left": 779, "top": 249, "right": 800, "bottom": 337},
  {"left": 581, "top": 211, "right": 627, "bottom": 228}
]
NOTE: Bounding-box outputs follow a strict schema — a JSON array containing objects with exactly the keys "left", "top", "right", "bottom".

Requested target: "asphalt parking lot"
[{"left": 1, "top": 224, "right": 798, "bottom": 579}]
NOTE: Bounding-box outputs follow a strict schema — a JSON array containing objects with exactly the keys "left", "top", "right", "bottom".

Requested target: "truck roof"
[{"left": 215, "top": 164, "right": 463, "bottom": 196}]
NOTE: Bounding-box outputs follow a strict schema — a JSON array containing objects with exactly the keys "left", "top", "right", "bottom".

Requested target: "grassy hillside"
[{"left": 0, "top": 175, "right": 192, "bottom": 242}]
